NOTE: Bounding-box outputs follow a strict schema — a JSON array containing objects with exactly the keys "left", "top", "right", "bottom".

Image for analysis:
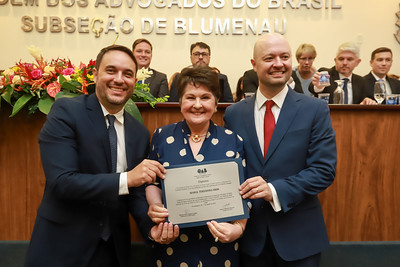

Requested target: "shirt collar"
[
  {"left": 100, "top": 104, "right": 125, "bottom": 125},
  {"left": 371, "top": 72, "right": 386, "bottom": 82},
  {"left": 338, "top": 73, "right": 353, "bottom": 81},
  {"left": 256, "top": 85, "right": 288, "bottom": 110}
]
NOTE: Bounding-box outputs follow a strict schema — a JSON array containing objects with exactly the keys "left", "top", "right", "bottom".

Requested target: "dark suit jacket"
[
  {"left": 224, "top": 88, "right": 336, "bottom": 261},
  {"left": 145, "top": 68, "right": 169, "bottom": 98},
  {"left": 363, "top": 72, "right": 400, "bottom": 103},
  {"left": 25, "top": 94, "right": 153, "bottom": 267},
  {"left": 309, "top": 66, "right": 371, "bottom": 104},
  {"left": 168, "top": 72, "right": 233, "bottom": 102},
  {"left": 242, "top": 69, "right": 259, "bottom": 93}
]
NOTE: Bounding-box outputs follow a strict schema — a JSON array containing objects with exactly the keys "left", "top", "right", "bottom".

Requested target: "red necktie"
[{"left": 264, "top": 100, "right": 275, "bottom": 158}]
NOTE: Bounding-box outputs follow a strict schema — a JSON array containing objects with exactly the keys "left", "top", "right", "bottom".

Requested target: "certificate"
[{"left": 161, "top": 158, "right": 249, "bottom": 228}]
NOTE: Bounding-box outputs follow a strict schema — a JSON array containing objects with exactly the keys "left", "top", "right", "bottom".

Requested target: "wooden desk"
[{"left": 1, "top": 104, "right": 399, "bottom": 242}]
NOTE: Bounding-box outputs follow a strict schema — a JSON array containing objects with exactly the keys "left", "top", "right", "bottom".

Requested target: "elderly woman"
[
  {"left": 146, "top": 66, "right": 247, "bottom": 267},
  {"left": 291, "top": 43, "right": 317, "bottom": 96}
]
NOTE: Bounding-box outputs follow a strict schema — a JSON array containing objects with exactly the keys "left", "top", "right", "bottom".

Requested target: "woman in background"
[{"left": 291, "top": 43, "right": 317, "bottom": 96}]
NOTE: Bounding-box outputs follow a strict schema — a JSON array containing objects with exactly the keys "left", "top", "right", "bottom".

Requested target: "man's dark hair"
[
  {"left": 190, "top": 42, "right": 211, "bottom": 56},
  {"left": 132, "top": 38, "right": 153, "bottom": 52},
  {"left": 371, "top": 47, "right": 392, "bottom": 61},
  {"left": 95, "top": 45, "right": 137, "bottom": 71}
]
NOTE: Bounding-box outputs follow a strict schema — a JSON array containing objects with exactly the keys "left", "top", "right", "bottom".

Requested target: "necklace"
[{"left": 190, "top": 134, "right": 207, "bottom": 143}]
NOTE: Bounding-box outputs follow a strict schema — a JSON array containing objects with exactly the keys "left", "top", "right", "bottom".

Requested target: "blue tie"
[
  {"left": 101, "top": 115, "right": 117, "bottom": 240},
  {"left": 342, "top": 78, "right": 349, "bottom": 104},
  {"left": 107, "top": 115, "right": 117, "bottom": 173}
]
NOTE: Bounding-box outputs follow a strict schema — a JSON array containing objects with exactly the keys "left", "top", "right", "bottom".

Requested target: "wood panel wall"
[{"left": 1, "top": 104, "right": 399, "bottom": 242}]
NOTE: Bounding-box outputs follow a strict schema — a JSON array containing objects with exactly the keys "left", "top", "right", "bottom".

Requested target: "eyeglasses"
[
  {"left": 192, "top": 52, "right": 210, "bottom": 58},
  {"left": 298, "top": 57, "right": 315, "bottom": 62}
]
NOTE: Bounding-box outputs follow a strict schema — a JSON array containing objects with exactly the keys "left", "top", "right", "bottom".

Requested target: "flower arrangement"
[{"left": 0, "top": 46, "right": 168, "bottom": 119}]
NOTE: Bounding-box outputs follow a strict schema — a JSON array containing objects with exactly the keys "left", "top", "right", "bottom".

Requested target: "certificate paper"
[{"left": 161, "top": 158, "right": 249, "bottom": 228}]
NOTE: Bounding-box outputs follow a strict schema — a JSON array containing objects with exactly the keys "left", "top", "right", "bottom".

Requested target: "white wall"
[{"left": 1, "top": 0, "right": 400, "bottom": 93}]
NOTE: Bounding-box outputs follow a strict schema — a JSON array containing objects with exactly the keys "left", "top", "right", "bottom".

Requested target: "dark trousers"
[
  {"left": 88, "top": 237, "right": 119, "bottom": 267},
  {"left": 240, "top": 231, "right": 321, "bottom": 267}
]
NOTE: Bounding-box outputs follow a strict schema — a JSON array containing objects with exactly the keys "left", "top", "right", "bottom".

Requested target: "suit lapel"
[
  {"left": 86, "top": 94, "right": 113, "bottom": 172},
  {"left": 242, "top": 97, "right": 265, "bottom": 164},
  {"left": 124, "top": 113, "right": 136, "bottom": 170},
  {"left": 264, "top": 89, "right": 301, "bottom": 163}
]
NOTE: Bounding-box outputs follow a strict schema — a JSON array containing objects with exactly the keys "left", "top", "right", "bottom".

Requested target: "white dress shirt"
[
  {"left": 254, "top": 87, "right": 289, "bottom": 212},
  {"left": 100, "top": 105, "right": 129, "bottom": 195},
  {"left": 372, "top": 72, "right": 392, "bottom": 95}
]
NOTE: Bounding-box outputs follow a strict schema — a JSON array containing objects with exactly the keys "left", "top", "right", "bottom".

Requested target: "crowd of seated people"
[{"left": 132, "top": 38, "right": 400, "bottom": 105}]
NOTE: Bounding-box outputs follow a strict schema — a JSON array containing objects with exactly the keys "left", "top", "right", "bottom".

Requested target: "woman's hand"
[
  {"left": 206, "top": 220, "right": 245, "bottom": 243},
  {"left": 150, "top": 222, "right": 180, "bottom": 245},
  {"left": 147, "top": 203, "right": 169, "bottom": 224}
]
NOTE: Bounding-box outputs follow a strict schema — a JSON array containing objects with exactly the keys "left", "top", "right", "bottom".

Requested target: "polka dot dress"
[{"left": 148, "top": 120, "right": 245, "bottom": 267}]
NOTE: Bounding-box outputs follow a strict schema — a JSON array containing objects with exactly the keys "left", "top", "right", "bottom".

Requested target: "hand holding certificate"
[{"left": 161, "top": 158, "right": 249, "bottom": 228}]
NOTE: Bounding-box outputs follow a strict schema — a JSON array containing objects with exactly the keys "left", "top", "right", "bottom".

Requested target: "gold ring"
[
  {"left": 255, "top": 187, "right": 259, "bottom": 192},
  {"left": 215, "top": 236, "right": 218, "bottom": 242},
  {"left": 161, "top": 238, "right": 167, "bottom": 242}
]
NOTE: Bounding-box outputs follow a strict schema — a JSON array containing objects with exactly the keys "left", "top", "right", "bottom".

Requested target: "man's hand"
[
  {"left": 239, "top": 176, "right": 272, "bottom": 202},
  {"left": 360, "top": 97, "right": 378, "bottom": 105},
  {"left": 150, "top": 222, "right": 179, "bottom": 245},
  {"left": 127, "top": 159, "right": 166, "bottom": 187}
]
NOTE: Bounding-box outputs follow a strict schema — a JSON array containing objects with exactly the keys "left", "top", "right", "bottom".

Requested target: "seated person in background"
[
  {"left": 291, "top": 43, "right": 317, "bottom": 96},
  {"left": 364, "top": 47, "right": 400, "bottom": 103},
  {"left": 242, "top": 68, "right": 258, "bottom": 94},
  {"left": 132, "top": 38, "right": 169, "bottom": 98},
  {"left": 168, "top": 72, "right": 179, "bottom": 90},
  {"left": 310, "top": 42, "right": 375, "bottom": 104},
  {"left": 146, "top": 66, "right": 247, "bottom": 266},
  {"left": 234, "top": 76, "right": 244, "bottom": 102},
  {"left": 169, "top": 42, "right": 233, "bottom": 102}
]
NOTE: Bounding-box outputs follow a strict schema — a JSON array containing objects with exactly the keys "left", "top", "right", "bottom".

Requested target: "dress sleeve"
[{"left": 148, "top": 128, "right": 162, "bottom": 188}]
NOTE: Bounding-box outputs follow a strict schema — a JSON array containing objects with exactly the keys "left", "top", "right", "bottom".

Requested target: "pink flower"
[
  {"left": 62, "top": 68, "right": 75, "bottom": 76},
  {"left": 31, "top": 69, "right": 42, "bottom": 79},
  {"left": 47, "top": 81, "right": 61, "bottom": 98}
]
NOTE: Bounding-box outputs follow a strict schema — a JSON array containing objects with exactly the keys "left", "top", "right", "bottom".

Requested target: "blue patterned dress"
[{"left": 148, "top": 120, "right": 246, "bottom": 267}]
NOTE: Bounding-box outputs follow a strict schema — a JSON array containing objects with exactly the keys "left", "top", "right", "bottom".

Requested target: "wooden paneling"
[
  {"left": 1, "top": 104, "right": 399, "bottom": 242},
  {"left": 319, "top": 105, "right": 400, "bottom": 241}
]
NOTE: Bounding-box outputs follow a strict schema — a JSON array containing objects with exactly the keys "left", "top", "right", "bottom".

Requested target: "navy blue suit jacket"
[
  {"left": 25, "top": 94, "right": 152, "bottom": 267},
  {"left": 224, "top": 88, "right": 336, "bottom": 261}
]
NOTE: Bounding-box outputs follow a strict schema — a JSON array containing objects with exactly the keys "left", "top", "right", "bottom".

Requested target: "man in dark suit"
[
  {"left": 364, "top": 47, "right": 400, "bottom": 103},
  {"left": 310, "top": 42, "right": 374, "bottom": 104},
  {"left": 24, "top": 45, "right": 166, "bottom": 267},
  {"left": 224, "top": 33, "right": 336, "bottom": 266},
  {"left": 132, "top": 38, "right": 169, "bottom": 98},
  {"left": 169, "top": 42, "right": 233, "bottom": 102}
]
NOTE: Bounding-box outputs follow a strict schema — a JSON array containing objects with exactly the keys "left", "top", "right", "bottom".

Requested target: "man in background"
[
  {"left": 363, "top": 47, "right": 400, "bottom": 103},
  {"left": 132, "top": 38, "right": 169, "bottom": 98},
  {"left": 310, "top": 42, "right": 374, "bottom": 104},
  {"left": 169, "top": 41, "right": 233, "bottom": 102}
]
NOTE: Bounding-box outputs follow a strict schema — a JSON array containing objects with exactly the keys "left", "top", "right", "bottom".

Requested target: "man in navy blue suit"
[
  {"left": 25, "top": 45, "right": 166, "bottom": 267},
  {"left": 224, "top": 33, "right": 337, "bottom": 266}
]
